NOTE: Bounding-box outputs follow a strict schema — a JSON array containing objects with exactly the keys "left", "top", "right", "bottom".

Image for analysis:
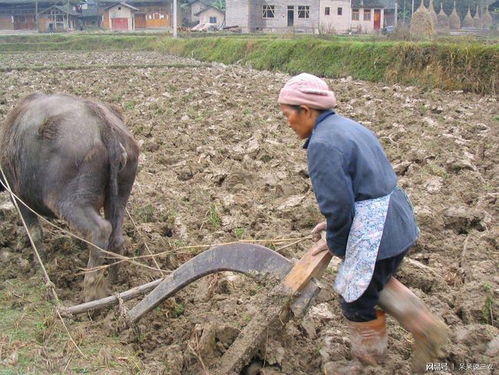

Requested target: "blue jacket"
[{"left": 304, "top": 110, "right": 419, "bottom": 260}]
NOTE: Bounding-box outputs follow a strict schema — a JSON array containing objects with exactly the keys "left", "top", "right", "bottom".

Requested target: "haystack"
[
  {"left": 449, "top": 2, "right": 461, "bottom": 30},
  {"left": 410, "top": 0, "right": 435, "bottom": 36},
  {"left": 462, "top": 7, "right": 474, "bottom": 28},
  {"left": 436, "top": 3, "right": 450, "bottom": 31},
  {"left": 481, "top": 8, "right": 493, "bottom": 29},
  {"left": 473, "top": 5, "right": 481, "bottom": 28},
  {"left": 428, "top": 0, "right": 438, "bottom": 27}
]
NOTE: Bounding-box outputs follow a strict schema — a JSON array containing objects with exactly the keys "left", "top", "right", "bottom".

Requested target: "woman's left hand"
[{"left": 311, "top": 220, "right": 327, "bottom": 242}]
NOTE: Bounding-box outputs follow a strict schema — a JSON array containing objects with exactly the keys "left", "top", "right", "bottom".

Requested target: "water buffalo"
[{"left": 0, "top": 93, "right": 139, "bottom": 301}]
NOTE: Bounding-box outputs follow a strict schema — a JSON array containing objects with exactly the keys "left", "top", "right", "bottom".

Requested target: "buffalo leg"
[
  {"left": 18, "top": 204, "right": 46, "bottom": 262},
  {"left": 105, "top": 159, "right": 138, "bottom": 284},
  {"left": 104, "top": 194, "right": 127, "bottom": 284},
  {"left": 63, "top": 206, "right": 112, "bottom": 302}
]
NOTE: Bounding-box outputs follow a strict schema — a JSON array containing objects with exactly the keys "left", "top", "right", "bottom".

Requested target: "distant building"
[
  {"left": 226, "top": 0, "right": 319, "bottom": 33},
  {"left": 102, "top": 2, "right": 139, "bottom": 30},
  {"left": 79, "top": 0, "right": 103, "bottom": 29},
  {"left": 225, "top": 0, "right": 395, "bottom": 33},
  {"left": 0, "top": 0, "right": 56, "bottom": 30},
  {"left": 38, "top": 4, "right": 80, "bottom": 32},
  {"left": 194, "top": 5, "right": 224, "bottom": 28},
  {"left": 0, "top": 0, "right": 173, "bottom": 31},
  {"left": 184, "top": 0, "right": 223, "bottom": 27},
  {"left": 100, "top": 0, "right": 172, "bottom": 30}
]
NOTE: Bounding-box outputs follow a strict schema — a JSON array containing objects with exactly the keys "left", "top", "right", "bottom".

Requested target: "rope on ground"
[
  {"left": 0, "top": 165, "right": 85, "bottom": 357},
  {"left": 105, "top": 235, "right": 314, "bottom": 264},
  {"left": 126, "top": 207, "right": 166, "bottom": 276},
  {"left": 0, "top": 176, "right": 164, "bottom": 274}
]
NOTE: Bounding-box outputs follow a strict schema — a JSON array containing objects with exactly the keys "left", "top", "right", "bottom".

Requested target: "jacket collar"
[{"left": 303, "top": 109, "right": 335, "bottom": 149}]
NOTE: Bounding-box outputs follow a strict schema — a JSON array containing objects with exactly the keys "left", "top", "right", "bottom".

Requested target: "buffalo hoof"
[{"left": 84, "top": 273, "right": 110, "bottom": 302}]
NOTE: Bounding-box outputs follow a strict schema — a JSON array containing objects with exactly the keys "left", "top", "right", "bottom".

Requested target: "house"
[
  {"left": 320, "top": 0, "right": 395, "bottom": 33},
  {"left": 350, "top": 0, "right": 395, "bottom": 32},
  {"left": 226, "top": 0, "right": 320, "bottom": 33},
  {"left": 100, "top": 0, "right": 171, "bottom": 30},
  {"left": 102, "top": 2, "right": 139, "bottom": 30},
  {"left": 225, "top": 0, "right": 395, "bottom": 33},
  {"left": 38, "top": 4, "right": 80, "bottom": 32},
  {"left": 78, "top": 0, "right": 102, "bottom": 29},
  {"left": 184, "top": 0, "right": 223, "bottom": 27},
  {"left": 193, "top": 4, "right": 224, "bottom": 28},
  {"left": 0, "top": 0, "right": 60, "bottom": 30},
  {"left": 0, "top": 0, "right": 172, "bottom": 31},
  {"left": 319, "top": 0, "right": 350, "bottom": 33}
]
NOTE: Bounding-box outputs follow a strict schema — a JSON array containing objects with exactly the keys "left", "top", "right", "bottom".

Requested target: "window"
[
  {"left": 298, "top": 6, "right": 310, "bottom": 18},
  {"left": 263, "top": 5, "right": 275, "bottom": 18},
  {"left": 209, "top": 16, "right": 217, "bottom": 23},
  {"left": 352, "top": 9, "right": 359, "bottom": 20},
  {"left": 325, "top": 7, "right": 330, "bottom": 15},
  {"left": 363, "top": 9, "right": 371, "bottom": 21},
  {"left": 337, "top": 7, "right": 343, "bottom": 15}
]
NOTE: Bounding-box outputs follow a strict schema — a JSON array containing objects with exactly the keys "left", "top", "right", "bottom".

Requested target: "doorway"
[
  {"left": 374, "top": 9, "right": 381, "bottom": 30},
  {"left": 287, "top": 6, "right": 294, "bottom": 26}
]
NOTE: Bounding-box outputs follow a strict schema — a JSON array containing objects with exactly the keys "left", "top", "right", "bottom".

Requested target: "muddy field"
[{"left": 0, "top": 50, "right": 497, "bottom": 374}]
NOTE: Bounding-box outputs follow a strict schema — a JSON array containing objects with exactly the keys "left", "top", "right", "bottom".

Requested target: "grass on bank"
[
  {"left": 0, "top": 33, "right": 497, "bottom": 94},
  {"left": 0, "top": 277, "right": 143, "bottom": 374},
  {"left": 152, "top": 37, "right": 498, "bottom": 94}
]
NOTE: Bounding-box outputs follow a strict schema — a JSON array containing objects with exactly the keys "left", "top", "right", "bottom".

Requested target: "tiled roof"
[
  {"left": 103, "top": 1, "right": 139, "bottom": 10},
  {"left": 187, "top": 0, "right": 218, "bottom": 6},
  {"left": 351, "top": 0, "right": 396, "bottom": 9},
  {"left": 39, "top": 4, "right": 80, "bottom": 15}
]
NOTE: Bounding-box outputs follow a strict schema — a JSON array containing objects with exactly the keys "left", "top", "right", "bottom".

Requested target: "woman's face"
[{"left": 280, "top": 104, "right": 316, "bottom": 139}]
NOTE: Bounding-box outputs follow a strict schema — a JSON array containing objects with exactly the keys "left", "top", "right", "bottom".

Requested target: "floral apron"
[{"left": 334, "top": 191, "right": 393, "bottom": 303}]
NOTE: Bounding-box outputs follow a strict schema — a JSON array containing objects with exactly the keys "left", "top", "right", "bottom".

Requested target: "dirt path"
[{"left": 0, "top": 50, "right": 497, "bottom": 374}]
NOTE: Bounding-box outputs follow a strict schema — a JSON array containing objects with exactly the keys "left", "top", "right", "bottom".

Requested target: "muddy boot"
[
  {"left": 378, "top": 277, "right": 449, "bottom": 373},
  {"left": 348, "top": 310, "right": 387, "bottom": 366}
]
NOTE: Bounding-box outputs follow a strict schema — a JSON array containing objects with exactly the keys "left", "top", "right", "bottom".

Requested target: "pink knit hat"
[{"left": 278, "top": 73, "right": 336, "bottom": 110}]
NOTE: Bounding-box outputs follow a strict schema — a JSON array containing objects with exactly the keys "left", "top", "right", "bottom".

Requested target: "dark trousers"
[{"left": 340, "top": 250, "right": 408, "bottom": 322}]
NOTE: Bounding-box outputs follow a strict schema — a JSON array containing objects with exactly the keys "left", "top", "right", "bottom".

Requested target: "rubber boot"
[
  {"left": 348, "top": 310, "right": 388, "bottom": 366},
  {"left": 378, "top": 277, "right": 449, "bottom": 373}
]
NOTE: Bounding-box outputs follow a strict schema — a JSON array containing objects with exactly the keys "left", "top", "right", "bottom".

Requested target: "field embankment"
[
  {"left": 0, "top": 33, "right": 497, "bottom": 94},
  {"left": 152, "top": 37, "right": 498, "bottom": 95}
]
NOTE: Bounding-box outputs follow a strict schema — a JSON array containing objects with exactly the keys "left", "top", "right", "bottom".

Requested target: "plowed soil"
[{"left": 0, "top": 50, "right": 497, "bottom": 374}]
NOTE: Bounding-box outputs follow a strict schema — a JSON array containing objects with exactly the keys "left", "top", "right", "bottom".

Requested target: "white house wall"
[
  {"left": 319, "top": 0, "right": 350, "bottom": 33},
  {"left": 226, "top": 0, "right": 385, "bottom": 33},
  {"left": 260, "top": 0, "right": 320, "bottom": 32},
  {"left": 351, "top": 8, "right": 384, "bottom": 32},
  {"left": 226, "top": 0, "right": 250, "bottom": 31},
  {"left": 198, "top": 8, "right": 225, "bottom": 25}
]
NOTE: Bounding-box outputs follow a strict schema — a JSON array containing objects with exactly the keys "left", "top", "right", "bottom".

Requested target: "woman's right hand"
[{"left": 311, "top": 238, "right": 330, "bottom": 256}]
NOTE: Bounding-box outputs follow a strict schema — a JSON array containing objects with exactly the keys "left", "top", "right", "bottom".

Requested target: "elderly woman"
[{"left": 278, "top": 73, "right": 448, "bottom": 371}]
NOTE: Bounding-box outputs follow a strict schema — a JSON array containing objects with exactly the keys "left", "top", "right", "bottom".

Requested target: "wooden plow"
[{"left": 62, "top": 242, "right": 333, "bottom": 374}]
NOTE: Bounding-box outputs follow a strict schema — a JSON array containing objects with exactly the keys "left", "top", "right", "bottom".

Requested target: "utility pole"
[
  {"left": 173, "top": 0, "right": 178, "bottom": 37},
  {"left": 395, "top": 0, "right": 398, "bottom": 26},
  {"left": 349, "top": 0, "right": 352, "bottom": 33},
  {"left": 35, "top": 0, "right": 39, "bottom": 32},
  {"left": 402, "top": 0, "right": 406, "bottom": 24},
  {"left": 411, "top": 0, "right": 414, "bottom": 17}
]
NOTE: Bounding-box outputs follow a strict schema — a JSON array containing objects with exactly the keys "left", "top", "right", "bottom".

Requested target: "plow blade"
[{"left": 127, "top": 243, "right": 320, "bottom": 323}]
